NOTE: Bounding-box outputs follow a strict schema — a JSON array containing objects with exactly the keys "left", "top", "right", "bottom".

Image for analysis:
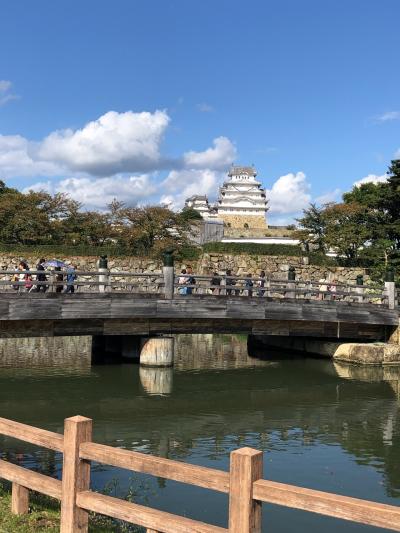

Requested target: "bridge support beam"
[{"left": 140, "top": 336, "right": 174, "bottom": 367}]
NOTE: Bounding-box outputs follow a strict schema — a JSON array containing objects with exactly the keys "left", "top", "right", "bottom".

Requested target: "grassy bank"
[{"left": 0, "top": 484, "right": 142, "bottom": 532}]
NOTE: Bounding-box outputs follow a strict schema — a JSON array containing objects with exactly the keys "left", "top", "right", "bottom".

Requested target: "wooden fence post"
[
  {"left": 11, "top": 482, "right": 29, "bottom": 515},
  {"left": 60, "top": 416, "right": 92, "bottom": 533},
  {"left": 228, "top": 447, "right": 263, "bottom": 533}
]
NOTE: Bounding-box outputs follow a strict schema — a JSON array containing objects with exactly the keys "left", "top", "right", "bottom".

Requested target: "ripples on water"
[{"left": 0, "top": 334, "right": 399, "bottom": 532}]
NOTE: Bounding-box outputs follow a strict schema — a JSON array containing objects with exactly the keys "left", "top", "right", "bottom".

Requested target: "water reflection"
[
  {"left": 139, "top": 366, "right": 173, "bottom": 395},
  {"left": 0, "top": 334, "right": 399, "bottom": 532}
]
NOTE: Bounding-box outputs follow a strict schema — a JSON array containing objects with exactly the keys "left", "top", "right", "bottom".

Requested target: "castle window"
[{"left": 244, "top": 223, "right": 249, "bottom": 229}]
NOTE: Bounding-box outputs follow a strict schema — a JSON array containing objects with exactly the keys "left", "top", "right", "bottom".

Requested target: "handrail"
[
  {"left": 253, "top": 479, "right": 400, "bottom": 531},
  {"left": 0, "top": 271, "right": 392, "bottom": 306},
  {"left": 0, "top": 416, "right": 399, "bottom": 532},
  {"left": 0, "top": 417, "right": 64, "bottom": 452},
  {"left": 79, "top": 441, "right": 230, "bottom": 493}
]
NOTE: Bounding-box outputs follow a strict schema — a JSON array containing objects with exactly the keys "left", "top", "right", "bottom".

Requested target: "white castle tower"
[
  {"left": 184, "top": 165, "right": 269, "bottom": 229},
  {"left": 216, "top": 166, "right": 268, "bottom": 229}
]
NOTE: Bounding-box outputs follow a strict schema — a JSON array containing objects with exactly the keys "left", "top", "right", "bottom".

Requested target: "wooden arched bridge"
[{"left": 0, "top": 269, "right": 398, "bottom": 340}]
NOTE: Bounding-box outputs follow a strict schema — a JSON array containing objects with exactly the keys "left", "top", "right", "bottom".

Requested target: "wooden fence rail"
[
  {"left": 0, "top": 269, "right": 392, "bottom": 307},
  {"left": 0, "top": 416, "right": 399, "bottom": 532}
]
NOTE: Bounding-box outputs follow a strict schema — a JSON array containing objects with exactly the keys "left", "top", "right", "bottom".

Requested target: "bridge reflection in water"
[{"left": 0, "top": 334, "right": 399, "bottom": 531}]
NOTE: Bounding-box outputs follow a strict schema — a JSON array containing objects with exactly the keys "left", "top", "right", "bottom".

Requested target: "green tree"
[
  {"left": 295, "top": 203, "right": 327, "bottom": 253},
  {"left": 323, "top": 202, "right": 369, "bottom": 261}
]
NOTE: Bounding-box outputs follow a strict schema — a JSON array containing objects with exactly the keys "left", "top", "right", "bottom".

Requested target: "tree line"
[
  {"left": 296, "top": 159, "right": 400, "bottom": 280},
  {"left": 0, "top": 181, "right": 202, "bottom": 256}
]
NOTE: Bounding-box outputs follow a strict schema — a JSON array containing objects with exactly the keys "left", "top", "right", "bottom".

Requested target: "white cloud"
[
  {"left": 183, "top": 136, "right": 236, "bottom": 171},
  {"left": 353, "top": 173, "right": 387, "bottom": 187},
  {"left": 0, "top": 80, "right": 19, "bottom": 106},
  {"left": 0, "top": 81, "right": 12, "bottom": 92},
  {"left": 266, "top": 172, "right": 311, "bottom": 215},
  {"left": 0, "top": 134, "right": 61, "bottom": 177},
  {"left": 196, "top": 103, "right": 214, "bottom": 113},
  {"left": 24, "top": 174, "right": 156, "bottom": 209},
  {"left": 315, "top": 188, "right": 341, "bottom": 205},
  {"left": 0, "top": 109, "right": 239, "bottom": 209},
  {"left": 376, "top": 111, "right": 400, "bottom": 122},
  {"left": 160, "top": 168, "right": 221, "bottom": 209},
  {"left": 38, "top": 110, "right": 170, "bottom": 176}
]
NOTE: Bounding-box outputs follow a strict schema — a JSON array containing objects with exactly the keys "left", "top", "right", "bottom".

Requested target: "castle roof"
[{"left": 228, "top": 166, "right": 257, "bottom": 177}]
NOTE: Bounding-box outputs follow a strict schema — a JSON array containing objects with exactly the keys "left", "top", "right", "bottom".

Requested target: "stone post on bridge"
[
  {"left": 98, "top": 255, "right": 109, "bottom": 293},
  {"left": 385, "top": 269, "right": 396, "bottom": 310},
  {"left": 163, "top": 249, "right": 174, "bottom": 300},
  {"left": 356, "top": 274, "right": 364, "bottom": 303},
  {"left": 285, "top": 266, "right": 296, "bottom": 299}
]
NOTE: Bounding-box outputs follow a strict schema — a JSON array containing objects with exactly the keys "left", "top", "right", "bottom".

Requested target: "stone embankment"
[{"left": 0, "top": 252, "right": 369, "bottom": 283}]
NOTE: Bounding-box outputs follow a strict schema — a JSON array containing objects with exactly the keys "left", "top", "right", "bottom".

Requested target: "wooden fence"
[
  {"left": 0, "top": 269, "right": 393, "bottom": 307},
  {"left": 0, "top": 416, "right": 399, "bottom": 532}
]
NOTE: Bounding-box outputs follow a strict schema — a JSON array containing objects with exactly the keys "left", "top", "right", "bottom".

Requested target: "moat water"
[{"left": 0, "top": 335, "right": 399, "bottom": 532}]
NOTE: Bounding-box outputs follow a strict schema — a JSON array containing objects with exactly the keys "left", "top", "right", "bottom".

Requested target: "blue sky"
[{"left": 0, "top": 0, "right": 399, "bottom": 222}]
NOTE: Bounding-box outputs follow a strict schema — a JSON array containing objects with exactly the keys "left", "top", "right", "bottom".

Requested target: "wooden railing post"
[
  {"left": 385, "top": 281, "right": 396, "bottom": 309},
  {"left": 11, "top": 482, "right": 29, "bottom": 515},
  {"left": 60, "top": 416, "right": 92, "bottom": 533},
  {"left": 228, "top": 447, "right": 263, "bottom": 533}
]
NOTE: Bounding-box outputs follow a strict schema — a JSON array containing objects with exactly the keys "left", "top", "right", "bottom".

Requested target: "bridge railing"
[
  {"left": 0, "top": 270, "right": 391, "bottom": 306},
  {"left": 0, "top": 415, "right": 399, "bottom": 532}
]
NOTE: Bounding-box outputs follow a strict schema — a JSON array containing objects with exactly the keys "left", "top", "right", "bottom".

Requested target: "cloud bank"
[{"left": 0, "top": 107, "right": 368, "bottom": 221}]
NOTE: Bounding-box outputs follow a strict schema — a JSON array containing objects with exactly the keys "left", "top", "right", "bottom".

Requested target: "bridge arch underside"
[{"left": 0, "top": 317, "right": 394, "bottom": 342}]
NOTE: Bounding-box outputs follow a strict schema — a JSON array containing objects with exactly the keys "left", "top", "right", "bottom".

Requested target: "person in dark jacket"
[
  {"left": 36, "top": 258, "right": 48, "bottom": 292},
  {"left": 210, "top": 271, "right": 221, "bottom": 294},
  {"left": 225, "top": 269, "right": 236, "bottom": 296},
  {"left": 245, "top": 273, "right": 254, "bottom": 297}
]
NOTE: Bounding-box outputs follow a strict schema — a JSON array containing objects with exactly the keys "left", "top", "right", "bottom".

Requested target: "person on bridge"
[
  {"left": 178, "top": 269, "right": 188, "bottom": 295},
  {"left": 245, "top": 273, "right": 254, "bottom": 297},
  {"left": 36, "top": 258, "right": 48, "bottom": 292},
  {"left": 64, "top": 264, "right": 77, "bottom": 294},
  {"left": 225, "top": 269, "right": 237, "bottom": 296},
  {"left": 186, "top": 265, "right": 196, "bottom": 295},
  {"left": 211, "top": 271, "right": 221, "bottom": 294},
  {"left": 257, "top": 270, "right": 266, "bottom": 297},
  {"left": 18, "top": 261, "right": 33, "bottom": 293}
]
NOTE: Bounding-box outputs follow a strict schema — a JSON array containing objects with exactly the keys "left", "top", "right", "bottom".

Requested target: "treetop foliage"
[
  {"left": 296, "top": 159, "right": 400, "bottom": 280},
  {"left": 0, "top": 185, "right": 196, "bottom": 257}
]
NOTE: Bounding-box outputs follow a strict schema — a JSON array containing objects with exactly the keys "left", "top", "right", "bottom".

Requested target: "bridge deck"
[{"left": 0, "top": 293, "right": 397, "bottom": 339}]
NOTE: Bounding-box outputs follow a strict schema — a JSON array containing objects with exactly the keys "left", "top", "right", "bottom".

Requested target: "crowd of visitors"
[
  {"left": 11, "top": 259, "right": 77, "bottom": 293},
  {"left": 178, "top": 267, "right": 269, "bottom": 297}
]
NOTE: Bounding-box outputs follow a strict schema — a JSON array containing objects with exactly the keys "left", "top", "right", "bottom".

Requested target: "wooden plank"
[
  {"left": 54, "top": 319, "right": 104, "bottom": 337},
  {"left": 228, "top": 448, "right": 263, "bottom": 533},
  {"left": 76, "top": 490, "right": 227, "bottom": 533},
  {"left": 61, "top": 299, "right": 111, "bottom": 319},
  {"left": 0, "top": 417, "right": 64, "bottom": 452},
  {"left": 0, "top": 459, "right": 62, "bottom": 499},
  {"left": 79, "top": 442, "right": 229, "bottom": 494},
  {"left": 60, "top": 416, "right": 92, "bottom": 533},
  {"left": 9, "top": 299, "right": 61, "bottom": 320},
  {"left": 253, "top": 479, "right": 400, "bottom": 532},
  {"left": 103, "top": 319, "right": 150, "bottom": 335},
  {"left": 110, "top": 299, "right": 158, "bottom": 318},
  {"left": 11, "top": 482, "right": 29, "bottom": 515},
  {"left": 226, "top": 302, "right": 265, "bottom": 319}
]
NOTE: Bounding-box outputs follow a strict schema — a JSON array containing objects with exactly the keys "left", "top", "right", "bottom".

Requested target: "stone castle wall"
[
  {"left": 0, "top": 252, "right": 369, "bottom": 284},
  {"left": 219, "top": 214, "right": 268, "bottom": 230}
]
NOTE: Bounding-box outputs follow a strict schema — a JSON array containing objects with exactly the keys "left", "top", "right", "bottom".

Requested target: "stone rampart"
[{"left": 0, "top": 252, "right": 368, "bottom": 283}]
